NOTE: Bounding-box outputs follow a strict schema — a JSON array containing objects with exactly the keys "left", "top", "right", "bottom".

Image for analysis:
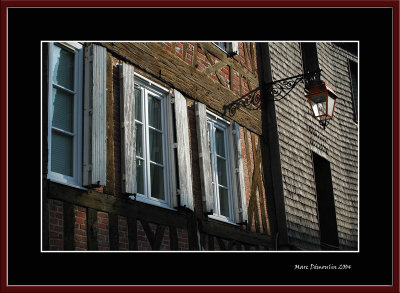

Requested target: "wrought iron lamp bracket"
[{"left": 223, "top": 69, "right": 322, "bottom": 116}]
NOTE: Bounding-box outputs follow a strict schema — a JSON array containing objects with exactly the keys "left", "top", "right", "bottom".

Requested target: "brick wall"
[
  {"left": 44, "top": 42, "right": 271, "bottom": 251},
  {"left": 48, "top": 199, "right": 63, "bottom": 250},
  {"left": 118, "top": 216, "right": 129, "bottom": 250},
  {"left": 97, "top": 211, "right": 110, "bottom": 250},
  {"left": 74, "top": 206, "right": 87, "bottom": 251}
]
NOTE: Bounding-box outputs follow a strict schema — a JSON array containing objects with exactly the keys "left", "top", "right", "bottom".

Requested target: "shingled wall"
[{"left": 268, "top": 42, "right": 358, "bottom": 250}]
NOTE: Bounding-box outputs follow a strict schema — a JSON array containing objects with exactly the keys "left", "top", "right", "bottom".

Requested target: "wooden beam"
[
  {"left": 199, "top": 219, "right": 272, "bottom": 247},
  {"left": 199, "top": 43, "right": 227, "bottom": 87},
  {"left": 99, "top": 42, "right": 262, "bottom": 135},
  {"left": 216, "top": 237, "right": 226, "bottom": 250},
  {"left": 153, "top": 224, "right": 166, "bottom": 250},
  {"left": 182, "top": 43, "right": 187, "bottom": 63},
  {"left": 208, "top": 235, "right": 214, "bottom": 250},
  {"left": 109, "top": 213, "right": 119, "bottom": 250},
  {"left": 247, "top": 133, "right": 265, "bottom": 233},
  {"left": 140, "top": 219, "right": 155, "bottom": 249},
  {"left": 63, "top": 202, "right": 75, "bottom": 250},
  {"left": 127, "top": 216, "right": 138, "bottom": 250},
  {"left": 192, "top": 42, "right": 198, "bottom": 67},
  {"left": 249, "top": 43, "right": 257, "bottom": 73},
  {"left": 87, "top": 208, "right": 98, "bottom": 250},
  {"left": 203, "top": 61, "right": 227, "bottom": 75},
  {"left": 171, "top": 42, "right": 176, "bottom": 55},
  {"left": 104, "top": 52, "right": 115, "bottom": 195},
  {"left": 169, "top": 226, "right": 179, "bottom": 250},
  {"left": 47, "top": 181, "right": 187, "bottom": 229},
  {"left": 199, "top": 42, "right": 259, "bottom": 85}
]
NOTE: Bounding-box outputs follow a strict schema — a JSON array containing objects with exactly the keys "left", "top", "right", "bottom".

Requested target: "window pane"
[
  {"left": 135, "top": 87, "right": 142, "bottom": 122},
  {"left": 149, "top": 129, "right": 163, "bottom": 164},
  {"left": 148, "top": 95, "right": 162, "bottom": 130},
  {"left": 51, "top": 131, "right": 73, "bottom": 176},
  {"left": 208, "top": 123, "right": 213, "bottom": 166},
  {"left": 52, "top": 88, "right": 74, "bottom": 132},
  {"left": 219, "top": 187, "right": 230, "bottom": 217},
  {"left": 150, "top": 164, "right": 164, "bottom": 200},
  {"left": 136, "top": 158, "right": 144, "bottom": 195},
  {"left": 52, "top": 45, "right": 74, "bottom": 90},
  {"left": 135, "top": 123, "right": 143, "bottom": 157},
  {"left": 215, "top": 128, "right": 225, "bottom": 157},
  {"left": 217, "top": 157, "right": 227, "bottom": 187}
]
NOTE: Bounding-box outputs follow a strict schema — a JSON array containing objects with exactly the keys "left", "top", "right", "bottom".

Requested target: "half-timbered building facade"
[{"left": 42, "top": 41, "right": 358, "bottom": 251}]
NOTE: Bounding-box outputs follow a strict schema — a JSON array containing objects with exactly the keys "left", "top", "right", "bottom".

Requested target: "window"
[
  {"left": 348, "top": 60, "right": 358, "bottom": 122},
  {"left": 207, "top": 113, "right": 234, "bottom": 221},
  {"left": 312, "top": 152, "right": 339, "bottom": 250},
  {"left": 213, "top": 42, "right": 239, "bottom": 56},
  {"left": 132, "top": 77, "right": 170, "bottom": 207},
  {"left": 47, "top": 42, "right": 83, "bottom": 186},
  {"left": 300, "top": 42, "right": 321, "bottom": 89},
  {"left": 214, "top": 42, "right": 230, "bottom": 52}
]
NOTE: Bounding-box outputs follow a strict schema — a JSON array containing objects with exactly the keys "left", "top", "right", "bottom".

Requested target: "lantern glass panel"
[
  {"left": 309, "top": 92, "right": 329, "bottom": 118},
  {"left": 327, "top": 95, "right": 336, "bottom": 117}
]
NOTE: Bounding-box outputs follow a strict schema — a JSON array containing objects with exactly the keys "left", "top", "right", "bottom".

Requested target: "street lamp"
[
  {"left": 223, "top": 69, "right": 338, "bottom": 129},
  {"left": 306, "top": 81, "right": 337, "bottom": 128}
]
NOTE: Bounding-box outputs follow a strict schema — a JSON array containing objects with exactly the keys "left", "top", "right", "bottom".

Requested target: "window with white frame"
[
  {"left": 133, "top": 77, "right": 170, "bottom": 206},
  {"left": 207, "top": 113, "right": 234, "bottom": 221},
  {"left": 213, "top": 42, "right": 239, "bottom": 56},
  {"left": 214, "top": 42, "right": 230, "bottom": 52},
  {"left": 47, "top": 42, "right": 83, "bottom": 187}
]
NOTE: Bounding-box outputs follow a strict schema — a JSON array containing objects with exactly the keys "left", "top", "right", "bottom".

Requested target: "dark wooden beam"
[
  {"left": 63, "top": 202, "right": 75, "bottom": 250},
  {"left": 256, "top": 43, "right": 289, "bottom": 250},
  {"left": 99, "top": 42, "right": 262, "bottom": 135},
  {"left": 47, "top": 181, "right": 187, "bottom": 229},
  {"left": 109, "top": 213, "right": 119, "bottom": 250},
  {"left": 199, "top": 219, "right": 272, "bottom": 248},
  {"left": 169, "top": 226, "right": 179, "bottom": 250},
  {"left": 127, "top": 216, "right": 138, "bottom": 250},
  {"left": 87, "top": 208, "right": 98, "bottom": 250}
]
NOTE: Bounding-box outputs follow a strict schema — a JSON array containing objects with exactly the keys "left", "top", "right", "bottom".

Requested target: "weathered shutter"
[
  {"left": 195, "top": 102, "right": 214, "bottom": 213},
  {"left": 231, "top": 42, "right": 239, "bottom": 55},
  {"left": 229, "top": 122, "right": 248, "bottom": 224},
  {"left": 120, "top": 63, "right": 136, "bottom": 194},
  {"left": 166, "top": 92, "right": 178, "bottom": 208},
  {"left": 83, "top": 44, "right": 107, "bottom": 186},
  {"left": 174, "top": 89, "right": 194, "bottom": 210}
]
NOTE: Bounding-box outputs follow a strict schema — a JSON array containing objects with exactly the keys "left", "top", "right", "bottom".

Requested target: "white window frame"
[
  {"left": 47, "top": 42, "right": 83, "bottom": 187},
  {"left": 129, "top": 75, "right": 171, "bottom": 209},
  {"left": 213, "top": 42, "right": 230, "bottom": 53},
  {"left": 212, "top": 42, "right": 238, "bottom": 57},
  {"left": 207, "top": 111, "right": 235, "bottom": 222}
]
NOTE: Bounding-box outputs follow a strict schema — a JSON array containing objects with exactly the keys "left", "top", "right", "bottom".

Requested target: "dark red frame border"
[{"left": 1, "top": 1, "right": 398, "bottom": 292}]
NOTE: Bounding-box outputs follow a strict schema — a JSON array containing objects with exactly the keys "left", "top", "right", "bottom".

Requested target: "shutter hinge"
[{"left": 170, "top": 98, "right": 175, "bottom": 104}]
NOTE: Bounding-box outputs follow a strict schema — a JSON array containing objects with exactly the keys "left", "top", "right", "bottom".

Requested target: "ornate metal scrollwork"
[
  {"left": 223, "top": 69, "right": 322, "bottom": 115},
  {"left": 223, "top": 87, "right": 261, "bottom": 116}
]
